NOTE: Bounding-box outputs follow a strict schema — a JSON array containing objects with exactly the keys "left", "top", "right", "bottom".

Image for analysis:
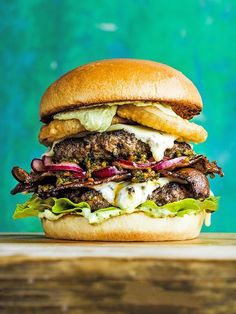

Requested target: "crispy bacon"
[
  {"left": 10, "top": 153, "right": 223, "bottom": 197},
  {"left": 11, "top": 171, "right": 131, "bottom": 196},
  {"left": 188, "top": 155, "right": 223, "bottom": 178},
  {"left": 11, "top": 182, "right": 37, "bottom": 195}
]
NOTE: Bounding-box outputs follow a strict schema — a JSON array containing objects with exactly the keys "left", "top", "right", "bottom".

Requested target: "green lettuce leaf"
[
  {"left": 52, "top": 198, "right": 90, "bottom": 214},
  {"left": 13, "top": 195, "right": 54, "bottom": 219},
  {"left": 13, "top": 195, "right": 219, "bottom": 224},
  {"left": 138, "top": 196, "right": 219, "bottom": 218}
]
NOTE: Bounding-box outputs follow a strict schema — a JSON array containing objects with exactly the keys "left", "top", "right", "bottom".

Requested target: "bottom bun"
[{"left": 42, "top": 212, "right": 204, "bottom": 241}]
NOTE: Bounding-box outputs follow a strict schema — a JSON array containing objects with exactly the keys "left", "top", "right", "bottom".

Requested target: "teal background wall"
[{"left": 0, "top": 0, "right": 235, "bottom": 232}]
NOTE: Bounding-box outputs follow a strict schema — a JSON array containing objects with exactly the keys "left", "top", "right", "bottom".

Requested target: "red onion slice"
[
  {"left": 152, "top": 156, "right": 188, "bottom": 171},
  {"left": 113, "top": 159, "right": 156, "bottom": 170},
  {"left": 42, "top": 155, "right": 53, "bottom": 166},
  {"left": 113, "top": 157, "right": 189, "bottom": 172},
  {"left": 93, "top": 166, "right": 124, "bottom": 178},
  {"left": 45, "top": 163, "right": 84, "bottom": 173},
  {"left": 73, "top": 171, "right": 87, "bottom": 179},
  {"left": 31, "top": 158, "right": 45, "bottom": 173},
  {"left": 42, "top": 155, "right": 84, "bottom": 173}
]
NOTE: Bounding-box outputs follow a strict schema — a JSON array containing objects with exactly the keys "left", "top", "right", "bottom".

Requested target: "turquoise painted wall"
[{"left": 1, "top": 0, "right": 235, "bottom": 232}]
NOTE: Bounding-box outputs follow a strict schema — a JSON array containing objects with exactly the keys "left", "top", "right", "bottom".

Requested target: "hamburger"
[{"left": 11, "top": 59, "right": 223, "bottom": 241}]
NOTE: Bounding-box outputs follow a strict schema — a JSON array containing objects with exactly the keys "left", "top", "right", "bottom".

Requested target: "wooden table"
[{"left": 0, "top": 233, "right": 235, "bottom": 314}]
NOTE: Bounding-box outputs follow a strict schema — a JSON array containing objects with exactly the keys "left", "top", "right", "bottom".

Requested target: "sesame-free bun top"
[{"left": 40, "top": 59, "right": 203, "bottom": 121}]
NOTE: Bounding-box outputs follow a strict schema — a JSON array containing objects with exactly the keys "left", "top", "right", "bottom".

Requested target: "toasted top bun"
[
  {"left": 42, "top": 212, "right": 204, "bottom": 241},
  {"left": 40, "top": 59, "right": 203, "bottom": 121}
]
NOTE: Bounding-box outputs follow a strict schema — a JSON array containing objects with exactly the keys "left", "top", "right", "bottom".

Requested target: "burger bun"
[{"left": 42, "top": 212, "right": 204, "bottom": 241}]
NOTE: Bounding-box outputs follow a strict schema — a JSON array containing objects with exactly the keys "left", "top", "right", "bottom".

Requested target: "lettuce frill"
[{"left": 13, "top": 195, "right": 219, "bottom": 224}]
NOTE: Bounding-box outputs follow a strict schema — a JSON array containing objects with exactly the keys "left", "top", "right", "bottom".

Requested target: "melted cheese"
[
  {"left": 107, "top": 124, "right": 177, "bottom": 161},
  {"left": 49, "top": 104, "right": 178, "bottom": 159},
  {"left": 46, "top": 124, "right": 177, "bottom": 160},
  {"left": 94, "top": 179, "right": 171, "bottom": 212},
  {"left": 204, "top": 213, "right": 211, "bottom": 227},
  {"left": 43, "top": 139, "right": 62, "bottom": 157},
  {"left": 43, "top": 132, "right": 91, "bottom": 157},
  {"left": 93, "top": 181, "right": 128, "bottom": 205}
]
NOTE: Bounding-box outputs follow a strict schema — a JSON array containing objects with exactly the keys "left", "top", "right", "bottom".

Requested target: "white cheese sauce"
[
  {"left": 42, "top": 139, "right": 62, "bottom": 157},
  {"left": 46, "top": 123, "right": 177, "bottom": 160},
  {"left": 107, "top": 124, "right": 177, "bottom": 161},
  {"left": 93, "top": 179, "right": 171, "bottom": 212},
  {"left": 204, "top": 190, "right": 214, "bottom": 227},
  {"left": 38, "top": 209, "right": 62, "bottom": 221},
  {"left": 49, "top": 104, "right": 179, "bottom": 159}
]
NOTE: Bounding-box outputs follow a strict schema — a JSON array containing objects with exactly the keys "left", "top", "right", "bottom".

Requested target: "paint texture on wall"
[{"left": 0, "top": 0, "right": 235, "bottom": 232}]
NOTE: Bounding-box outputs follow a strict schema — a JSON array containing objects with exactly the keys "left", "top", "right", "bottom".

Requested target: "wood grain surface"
[{"left": 0, "top": 233, "right": 235, "bottom": 314}]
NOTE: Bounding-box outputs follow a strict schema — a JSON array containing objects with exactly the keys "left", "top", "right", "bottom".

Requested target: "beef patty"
[
  {"left": 149, "top": 182, "right": 192, "bottom": 205},
  {"left": 60, "top": 189, "right": 111, "bottom": 210},
  {"left": 39, "top": 180, "right": 207, "bottom": 211},
  {"left": 53, "top": 130, "right": 193, "bottom": 165}
]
